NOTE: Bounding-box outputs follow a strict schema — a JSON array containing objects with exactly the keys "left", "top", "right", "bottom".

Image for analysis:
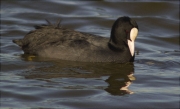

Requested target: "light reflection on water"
[{"left": 1, "top": 0, "right": 179, "bottom": 108}]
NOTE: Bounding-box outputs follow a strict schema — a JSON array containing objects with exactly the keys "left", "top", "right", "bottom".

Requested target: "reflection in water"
[
  {"left": 20, "top": 55, "right": 136, "bottom": 96},
  {"left": 105, "top": 71, "right": 135, "bottom": 96}
]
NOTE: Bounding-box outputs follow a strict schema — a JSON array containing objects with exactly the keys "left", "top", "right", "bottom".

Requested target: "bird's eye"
[
  {"left": 125, "top": 30, "right": 130, "bottom": 34},
  {"left": 124, "top": 29, "right": 132, "bottom": 41}
]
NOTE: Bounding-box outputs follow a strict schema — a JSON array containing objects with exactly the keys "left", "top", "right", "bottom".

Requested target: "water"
[{"left": 1, "top": 0, "right": 180, "bottom": 108}]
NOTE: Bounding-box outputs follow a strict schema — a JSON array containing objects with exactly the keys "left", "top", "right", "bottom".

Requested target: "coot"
[{"left": 13, "top": 16, "right": 138, "bottom": 63}]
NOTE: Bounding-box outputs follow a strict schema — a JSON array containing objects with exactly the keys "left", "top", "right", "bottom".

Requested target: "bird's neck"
[{"left": 108, "top": 40, "right": 125, "bottom": 52}]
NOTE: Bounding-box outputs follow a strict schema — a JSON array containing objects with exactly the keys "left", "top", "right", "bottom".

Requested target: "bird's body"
[{"left": 13, "top": 16, "right": 138, "bottom": 63}]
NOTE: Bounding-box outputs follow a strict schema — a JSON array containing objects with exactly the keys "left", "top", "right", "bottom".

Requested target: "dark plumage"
[{"left": 13, "top": 16, "right": 138, "bottom": 63}]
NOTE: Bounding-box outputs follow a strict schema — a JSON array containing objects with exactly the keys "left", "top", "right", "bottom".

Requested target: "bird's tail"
[{"left": 12, "top": 39, "right": 23, "bottom": 47}]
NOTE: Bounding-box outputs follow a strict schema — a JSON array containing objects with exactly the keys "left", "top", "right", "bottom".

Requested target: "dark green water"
[{"left": 1, "top": 0, "right": 179, "bottom": 108}]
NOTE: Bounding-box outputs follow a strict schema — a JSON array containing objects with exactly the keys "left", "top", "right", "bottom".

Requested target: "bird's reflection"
[
  {"left": 105, "top": 71, "right": 135, "bottom": 96},
  {"left": 20, "top": 54, "right": 136, "bottom": 96}
]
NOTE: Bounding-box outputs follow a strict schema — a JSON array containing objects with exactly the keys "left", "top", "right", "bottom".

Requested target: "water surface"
[{"left": 1, "top": 0, "right": 180, "bottom": 108}]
